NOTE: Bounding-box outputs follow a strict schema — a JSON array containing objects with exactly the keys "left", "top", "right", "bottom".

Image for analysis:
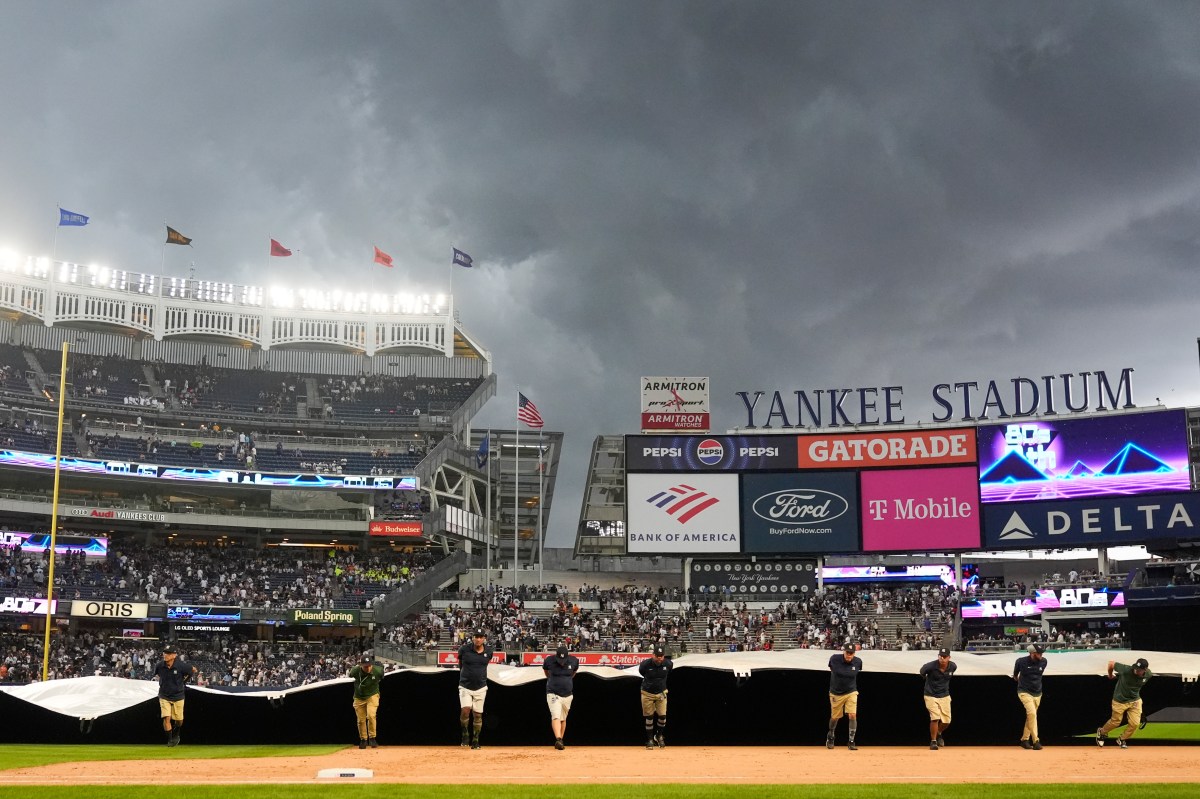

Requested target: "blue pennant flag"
[
  {"left": 452, "top": 247, "right": 474, "bottom": 268},
  {"left": 58, "top": 207, "right": 89, "bottom": 227},
  {"left": 476, "top": 432, "right": 490, "bottom": 469}
]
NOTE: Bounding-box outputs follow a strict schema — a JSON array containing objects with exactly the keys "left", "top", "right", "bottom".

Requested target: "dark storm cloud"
[{"left": 2, "top": 1, "right": 1199, "bottom": 545}]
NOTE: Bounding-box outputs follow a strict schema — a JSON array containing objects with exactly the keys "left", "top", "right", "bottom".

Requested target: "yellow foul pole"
[{"left": 40, "top": 342, "right": 69, "bottom": 682}]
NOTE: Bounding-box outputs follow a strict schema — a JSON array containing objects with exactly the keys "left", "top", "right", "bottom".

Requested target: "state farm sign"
[
  {"left": 521, "top": 652, "right": 652, "bottom": 667},
  {"left": 437, "top": 651, "right": 507, "bottom": 666}
]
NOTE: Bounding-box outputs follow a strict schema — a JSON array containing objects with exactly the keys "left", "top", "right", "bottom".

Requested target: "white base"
[{"left": 317, "top": 768, "right": 374, "bottom": 779}]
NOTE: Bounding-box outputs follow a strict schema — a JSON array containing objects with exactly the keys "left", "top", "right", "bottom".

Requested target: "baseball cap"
[
  {"left": 653, "top": 645, "right": 666, "bottom": 657},
  {"left": 163, "top": 645, "right": 177, "bottom": 655},
  {"left": 843, "top": 643, "right": 857, "bottom": 653},
  {"left": 1028, "top": 644, "right": 1046, "bottom": 654},
  {"left": 361, "top": 654, "right": 373, "bottom": 664},
  {"left": 556, "top": 645, "right": 569, "bottom": 657},
  {"left": 1134, "top": 657, "right": 1149, "bottom": 670},
  {"left": 938, "top": 648, "right": 951, "bottom": 658},
  {"left": 472, "top": 628, "right": 486, "bottom": 638}
]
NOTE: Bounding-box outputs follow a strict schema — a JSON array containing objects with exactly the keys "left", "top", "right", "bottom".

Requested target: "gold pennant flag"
[{"left": 166, "top": 226, "right": 193, "bottom": 246}]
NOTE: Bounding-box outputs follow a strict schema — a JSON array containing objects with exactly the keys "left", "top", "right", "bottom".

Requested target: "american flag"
[{"left": 517, "top": 392, "right": 544, "bottom": 429}]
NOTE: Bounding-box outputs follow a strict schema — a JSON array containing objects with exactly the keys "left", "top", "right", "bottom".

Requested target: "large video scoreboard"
[{"left": 625, "top": 409, "right": 1194, "bottom": 555}]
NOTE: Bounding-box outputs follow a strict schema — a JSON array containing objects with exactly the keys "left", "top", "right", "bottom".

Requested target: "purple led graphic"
[{"left": 977, "top": 409, "right": 1189, "bottom": 503}]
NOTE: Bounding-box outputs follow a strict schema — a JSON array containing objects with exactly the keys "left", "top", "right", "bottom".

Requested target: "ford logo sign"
[{"left": 751, "top": 489, "right": 848, "bottom": 526}]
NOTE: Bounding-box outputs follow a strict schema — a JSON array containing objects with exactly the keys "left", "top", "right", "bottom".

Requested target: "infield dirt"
[{"left": 2, "top": 744, "right": 1198, "bottom": 785}]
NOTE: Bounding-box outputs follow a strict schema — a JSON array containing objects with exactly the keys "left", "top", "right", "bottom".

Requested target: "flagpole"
[
  {"left": 537, "top": 429, "right": 544, "bottom": 588},
  {"left": 513, "top": 397, "right": 520, "bottom": 592},
  {"left": 41, "top": 342, "right": 69, "bottom": 682}
]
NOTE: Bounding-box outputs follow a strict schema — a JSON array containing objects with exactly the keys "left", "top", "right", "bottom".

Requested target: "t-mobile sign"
[{"left": 860, "top": 466, "right": 981, "bottom": 552}]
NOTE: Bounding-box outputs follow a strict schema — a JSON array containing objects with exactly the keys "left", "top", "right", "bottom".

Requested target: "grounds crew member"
[
  {"left": 152, "top": 644, "right": 197, "bottom": 747},
  {"left": 919, "top": 648, "right": 956, "bottom": 750},
  {"left": 638, "top": 644, "right": 672, "bottom": 748},
  {"left": 350, "top": 654, "right": 384, "bottom": 749},
  {"left": 1097, "top": 657, "right": 1153, "bottom": 748},
  {"left": 458, "top": 628, "right": 493, "bottom": 749},
  {"left": 1013, "top": 643, "right": 1048, "bottom": 749},
  {"left": 827, "top": 642, "right": 862, "bottom": 750},
  {"left": 543, "top": 644, "right": 581, "bottom": 750}
]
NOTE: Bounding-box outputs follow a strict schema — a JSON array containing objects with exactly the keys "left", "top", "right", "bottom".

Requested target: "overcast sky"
[{"left": 3, "top": 2, "right": 1199, "bottom": 547}]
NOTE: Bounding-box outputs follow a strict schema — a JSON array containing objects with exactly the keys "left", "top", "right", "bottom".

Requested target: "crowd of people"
[
  {"left": 376, "top": 583, "right": 961, "bottom": 656},
  {"left": 375, "top": 489, "right": 432, "bottom": 520},
  {"left": 0, "top": 630, "right": 375, "bottom": 688},
  {"left": 1, "top": 537, "right": 441, "bottom": 610},
  {"left": 317, "top": 373, "right": 479, "bottom": 417}
]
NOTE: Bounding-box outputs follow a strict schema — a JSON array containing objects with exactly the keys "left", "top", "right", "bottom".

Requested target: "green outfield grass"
[
  {"left": 0, "top": 788, "right": 1199, "bottom": 799},
  {"left": 1091, "top": 723, "right": 1200, "bottom": 741},
  {"left": 0, "top": 744, "right": 343, "bottom": 771}
]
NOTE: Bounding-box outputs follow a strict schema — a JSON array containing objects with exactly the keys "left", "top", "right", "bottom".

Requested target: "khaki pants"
[
  {"left": 159, "top": 698, "right": 184, "bottom": 722},
  {"left": 1099, "top": 698, "right": 1143, "bottom": 740},
  {"left": 546, "top": 692, "right": 574, "bottom": 721},
  {"left": 640, "top": 690, "right": 667, "bottom": 717},
  {"left": 924, "top": 695, "right": 951, "bottom": 723},
  {"left": 829, "top": 691, "right": 858, "bottom": 719},
  {"left": 459, "top": 685, "right": 487, "bottom": 713},
  {"left": 353, "top": 693, "right": 379, "bottom": 739},
  {"left": 1018, "top": 691, "right": 1041, "bottom": 742}
]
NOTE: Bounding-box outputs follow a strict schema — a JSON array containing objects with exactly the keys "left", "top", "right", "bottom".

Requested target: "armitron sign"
[{"left": 641, "top": 376, "right": 711, "bottom": 433}]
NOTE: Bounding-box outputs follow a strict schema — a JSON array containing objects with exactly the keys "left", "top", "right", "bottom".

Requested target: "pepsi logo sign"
[
  {"left": 696, "top": 438, "right": 724, "bottom": 465},
  {"left": 751, "top": 489, "right": 849, "bottom": 527}
]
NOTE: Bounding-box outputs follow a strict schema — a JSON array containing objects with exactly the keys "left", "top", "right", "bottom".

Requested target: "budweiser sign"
[{"left": 369, "top": 520, "right": 423, "bottom": 537}]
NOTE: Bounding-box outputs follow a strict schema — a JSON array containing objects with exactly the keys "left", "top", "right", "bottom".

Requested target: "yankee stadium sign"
[{"left": 737, "top": 368, "right": 1134, "bottom": 427}]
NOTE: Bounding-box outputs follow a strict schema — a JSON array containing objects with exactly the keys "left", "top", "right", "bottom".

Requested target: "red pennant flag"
[
  {"left": 374, "top": 246, "right": 393, "bottom": 267},
  {"left": 270, "top": 239, "right": 292, "bottom": 257}
]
